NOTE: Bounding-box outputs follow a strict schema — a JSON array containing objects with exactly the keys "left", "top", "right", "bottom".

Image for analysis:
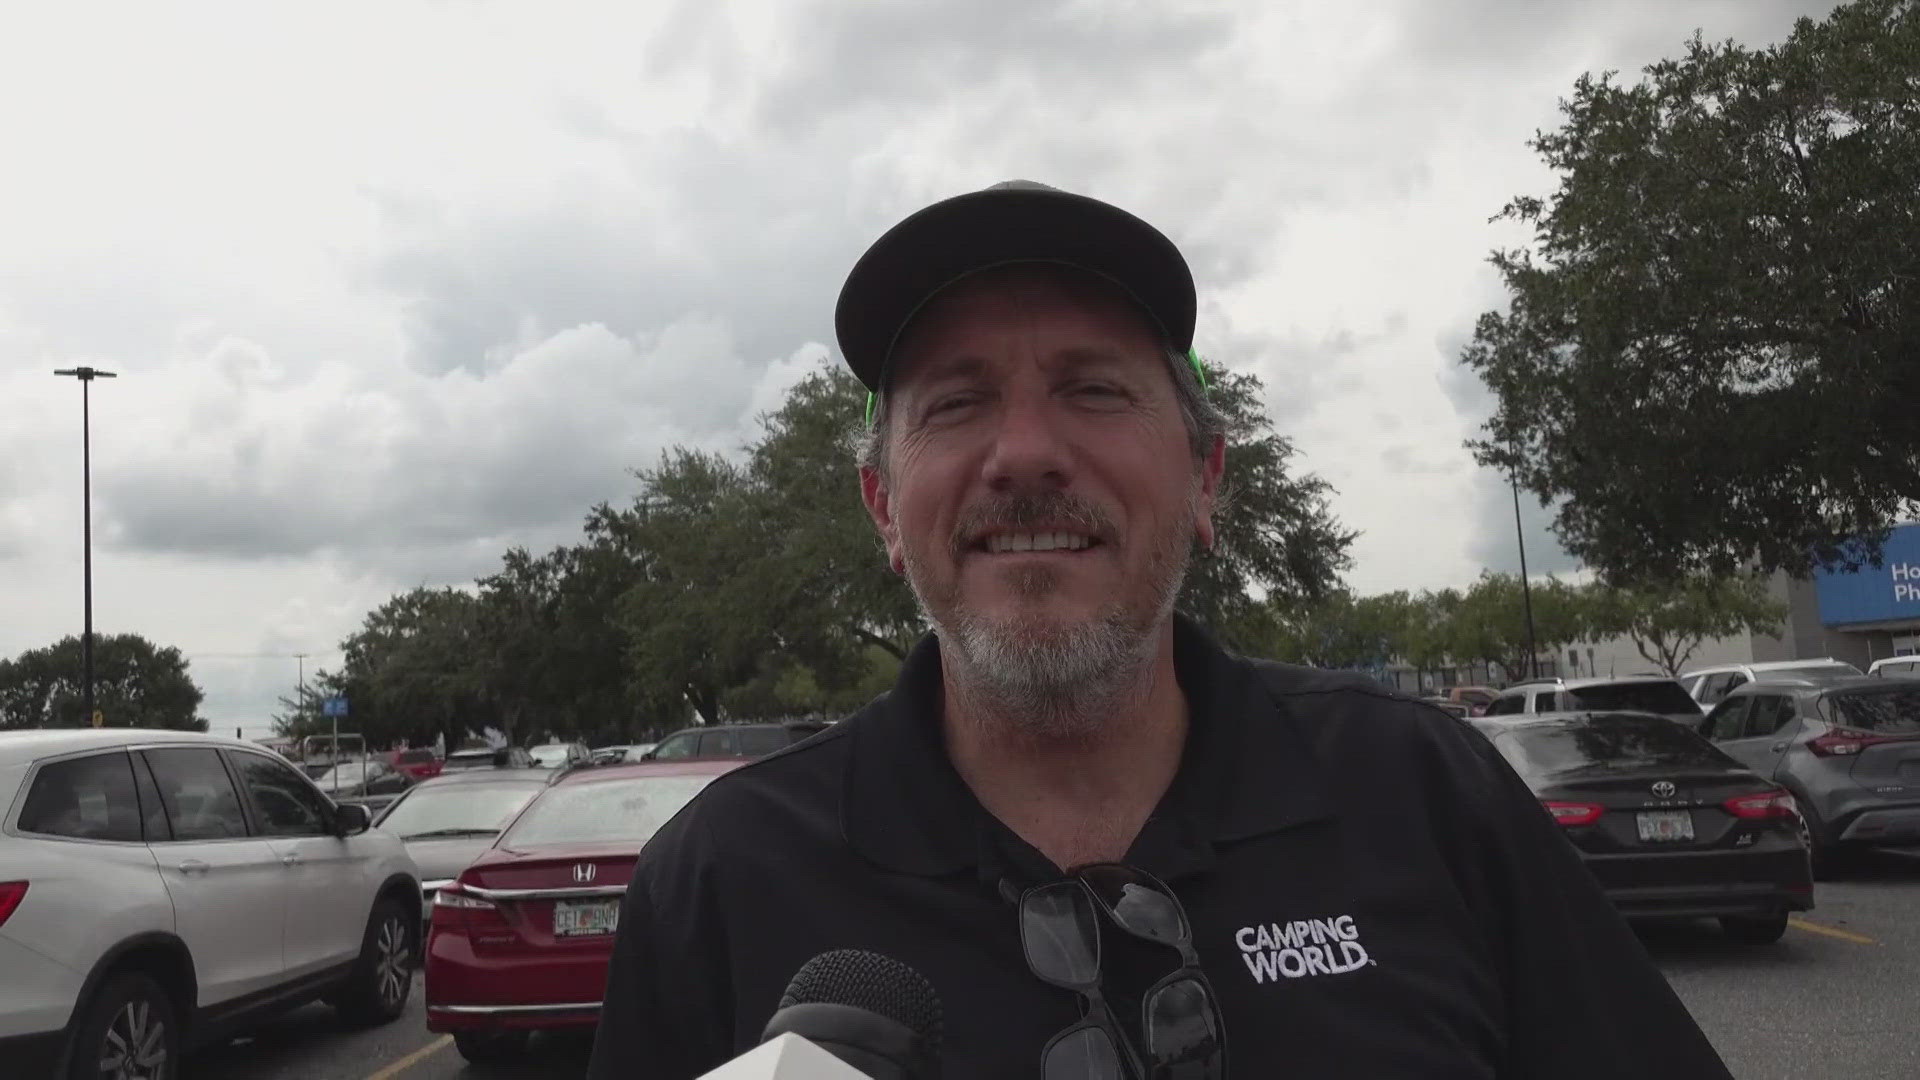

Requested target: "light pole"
[
  {"left": 53, "top": 366, "right": 116, "bottom": 726},
  {"left": 1511, "top": 472, "right": 1540, "bottom": 680}
]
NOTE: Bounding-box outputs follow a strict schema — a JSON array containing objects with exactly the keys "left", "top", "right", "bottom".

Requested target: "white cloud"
[{"left": 0, "top": 0, "right": 1843, "bottom": 729}]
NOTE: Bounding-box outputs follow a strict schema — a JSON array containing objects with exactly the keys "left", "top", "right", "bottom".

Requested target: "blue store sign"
[{"left": 1814, "top": 522, "right": 1920, "bottom": 627}]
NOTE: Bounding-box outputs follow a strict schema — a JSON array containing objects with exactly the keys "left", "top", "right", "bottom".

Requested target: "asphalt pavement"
[{"left": 183, "top": 848, "right": 1920, "bottom": 1080}]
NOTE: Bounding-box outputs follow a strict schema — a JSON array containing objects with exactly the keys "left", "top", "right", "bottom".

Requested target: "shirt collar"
[{"left": 841, "top": 614, "right": 1335, "bottom": 879}]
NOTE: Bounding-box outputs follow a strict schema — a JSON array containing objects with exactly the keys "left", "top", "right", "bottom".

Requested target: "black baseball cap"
[{"left": 834, "top": 180, "right": 1197, "bottom": 394}]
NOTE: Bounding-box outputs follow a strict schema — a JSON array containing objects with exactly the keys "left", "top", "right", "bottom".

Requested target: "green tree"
[
  {"left": 1398, "top": 590, "right": 1464, "bottom": 680},
  {"left": 747, "top": 368, "right": 923, "bottom": 665},
  {"left": 1463, "top": 0, "right": 1920, "bottom": 582},
  {"left": 1181, "top": 362, "right": 1355, "bottom": 650},
  {"left": 1443, "top": 573, "right": 1597, "bottom": 682},
  {"left": 275, "top": 588, "right": 494, "bottom": 749},
  {"left": 0, "top": 634, "right": 208, "bottom": 731},
  {"left": 1590, "top": 574, "right": 1789, "bottom": 675},
  {"left": 1266, "top": 591, "right": 1409, "bottom": 671},
  {"left": 607, "top": 450, "right": 788, "bottom": 724},
  {"left": 476, "top": 544, "right": 675, "bottom": 744}
]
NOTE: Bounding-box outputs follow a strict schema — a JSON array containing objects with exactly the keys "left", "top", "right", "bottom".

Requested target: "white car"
[
  {"left": 0, "top": 729, "right": 422, "bottom": 1079},
  {"left": 1867, "top": 656, "right": 1920, "bottom": 679},
  {"left": 1679, "top": 659, "right": 1864, "bottom": 706},
  {"left": 526, "top": 742, "right": 590, "bottom": 769}
]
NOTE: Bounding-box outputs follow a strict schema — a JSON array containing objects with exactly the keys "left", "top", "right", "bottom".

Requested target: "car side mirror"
[
  {"left": 640, "top": 749, "right": 658, "bottom": 761},
  {"left": 334, "top": 802, "right": 372, "bottom": 838}
]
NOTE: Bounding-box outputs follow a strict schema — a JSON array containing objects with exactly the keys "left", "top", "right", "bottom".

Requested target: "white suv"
[
  {"left": 1678, "top": 659, "right": 1863, "bottom": 706},
  {"left": 0, "top": 729, "right": 422, "bottom": 1079},
  {"left": 1483, "top": 675, "right": 1706, "bottom": 727},
  {"left": 1867, "top": 656, "right": 1920, "bottom": 679}
]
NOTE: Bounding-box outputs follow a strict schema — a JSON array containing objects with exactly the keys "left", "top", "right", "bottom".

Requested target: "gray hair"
[{"left": 856, "top": 344, "right": 1225, "bottom": 476}]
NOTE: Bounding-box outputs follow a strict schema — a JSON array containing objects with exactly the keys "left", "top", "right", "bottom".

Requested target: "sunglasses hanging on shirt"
[{"left": 1019, "top": 863, "right": 1227, "bottom": 1080}]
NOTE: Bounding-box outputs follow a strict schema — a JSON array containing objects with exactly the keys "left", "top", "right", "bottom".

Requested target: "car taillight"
[
  {"left": 1808, "top": 727, "right": 1900, "bottom": 756},
  {"left": 0, "top": 882, "right": 26, "bottom": 927},
  {"left": 1724, "top": 790, "right": 1797, "bottom": 819},
  {"left": 432, "top": 887, "right": 504, "bottom": 933},
  {"left": 1542, "top": 801, "right": 1605, "bottom": 826}
]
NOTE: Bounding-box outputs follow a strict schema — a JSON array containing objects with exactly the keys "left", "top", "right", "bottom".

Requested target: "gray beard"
[{"left": 908, "top": 522, "right": 1194, "bottom": 742}]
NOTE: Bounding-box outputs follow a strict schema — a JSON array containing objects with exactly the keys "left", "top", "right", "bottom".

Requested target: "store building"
[
  {"left": 1575, "top": 521, "right": 1920, "bottom": 678},
  {"left": 1797, "top": 520, "right": 1920, "bottom": 663}
]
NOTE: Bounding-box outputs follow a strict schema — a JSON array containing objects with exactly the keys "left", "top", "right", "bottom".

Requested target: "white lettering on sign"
[{"left": 1235, "top": 914, "right": 1374, "bottom": 983}]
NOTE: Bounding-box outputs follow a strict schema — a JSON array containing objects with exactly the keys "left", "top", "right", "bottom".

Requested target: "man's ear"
[
  {"left": 1193, "top": 433, "right": 1226, "bottom": 551},
  {"left": 860, "top": 466, "right": 906, "bottom": 574}
]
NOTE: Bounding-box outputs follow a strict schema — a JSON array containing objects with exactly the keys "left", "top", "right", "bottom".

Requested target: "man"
[{"left": 587, "top": 181, "right": 1733, "bottom": 1078}]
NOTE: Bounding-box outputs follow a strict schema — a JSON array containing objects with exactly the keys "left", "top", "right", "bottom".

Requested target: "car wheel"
[
  {"left": 1796, "top": 801, "right": 1850, "bottom": 881},
  {"left": 68, "top": 971, "right": 178, "bottom": 1080},
  {"left": 334, "top": 896, "right": 414, "bottom": 1025},
  {"left": 1719, "top": 912, "right": 1790, "bottom": 945},
  {"left": 454, "top": 1030, "right": 532, "bottom": 1065}
]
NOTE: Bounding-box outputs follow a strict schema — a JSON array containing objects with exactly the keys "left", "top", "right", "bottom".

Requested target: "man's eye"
[
  {"left": 1072, "top": 383, "right": 1127, "bottom": 399},
  {"left": 927, "top": 394, "right": 980, "bottom": 416}
]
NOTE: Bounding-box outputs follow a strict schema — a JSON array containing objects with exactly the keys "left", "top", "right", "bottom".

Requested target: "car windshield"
[
  {"left": 1564, "top": 682, "right": 1702, "bottom": 715},
  {"left": 443, "top": 752, "right": 495, "bottom": 770},
  {"left": 502, "top": 775, "right": 716, "bottom": 847},
  {"left": 396, "top": 749, "right": 437, "bottom": 764},
  {"left": 528, "top": 745, "right": 572, "bottom": 766},
  {"left": 1829, "top": 688, "right": 1920, "bottom": 734},
  {"left": 377, "top": 781, "right": 545, "bottom": 839},
  {"left": 1497, "top": 716, "right": 1730, "bottom": 776}
]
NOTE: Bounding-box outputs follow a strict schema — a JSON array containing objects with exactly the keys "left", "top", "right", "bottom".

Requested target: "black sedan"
[{"left": 1472, "top": 711, "right": 1814, "bottom": 943}]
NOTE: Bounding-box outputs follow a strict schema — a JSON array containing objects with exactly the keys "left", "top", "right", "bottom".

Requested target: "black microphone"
[{"left": 759, "top": 949, "right": 943, "bottom": 1079}]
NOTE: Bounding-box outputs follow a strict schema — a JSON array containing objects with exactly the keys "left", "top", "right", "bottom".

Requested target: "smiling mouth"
[{"left": 973, "top": 531, "right": 1102, "bottom": 554}]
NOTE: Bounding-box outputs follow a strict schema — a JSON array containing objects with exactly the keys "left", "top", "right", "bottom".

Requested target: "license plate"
[
  {"left": 553, "top": 899, "right": 620, "bottom": 937},
  {"left": 1637, "top": 810, "right": 1694, "bottom": 843}
]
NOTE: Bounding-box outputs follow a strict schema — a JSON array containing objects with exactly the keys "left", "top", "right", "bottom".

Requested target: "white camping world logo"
[{"left": 1235, "top": 915, "right": 1374, "bottom": 984}]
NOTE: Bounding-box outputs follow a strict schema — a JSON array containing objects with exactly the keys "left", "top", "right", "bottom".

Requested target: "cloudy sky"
[{"left": 0, "top": 0, "right": 1839, "bottom": 735}]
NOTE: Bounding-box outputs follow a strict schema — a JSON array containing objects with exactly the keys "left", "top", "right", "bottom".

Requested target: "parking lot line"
[
  {"left": 1788, "top": 917, "right": 1877, "bottom": 945},
  {"left": 364, "top": 1034, "right": 453, "bottom": 1080}
]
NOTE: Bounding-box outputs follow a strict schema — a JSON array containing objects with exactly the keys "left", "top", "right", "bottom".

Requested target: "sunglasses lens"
[
  {"left": 1043, "top": 1025, "right": 1126, "bottom": 1080},
  {"left": 1022, "top": 882, "right": 1101, "bottom": 988},
  {"left": 1145, "top": 977, "right": 1224, "bottom": 1072},
  {"left": 1079, "top": 865, "right": 1188, "bottom": 946}
]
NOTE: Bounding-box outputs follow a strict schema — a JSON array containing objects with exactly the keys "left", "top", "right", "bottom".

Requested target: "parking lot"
[{"left": 181, "top": 848, "right": 1920, "bottom": 1080}]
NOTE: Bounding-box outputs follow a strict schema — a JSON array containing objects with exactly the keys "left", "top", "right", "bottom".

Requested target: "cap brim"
[{"left": 835, "top": 187, "right": 1195, "bottom": 393}]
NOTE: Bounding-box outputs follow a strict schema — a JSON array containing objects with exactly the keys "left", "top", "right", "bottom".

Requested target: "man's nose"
[{"left": 980, "top": 390, "right": 1072, "bottom": 491}]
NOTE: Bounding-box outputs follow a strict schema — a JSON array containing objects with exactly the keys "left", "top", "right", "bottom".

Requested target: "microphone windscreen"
[{"left": 777, "top": 949, "right": 944, "bottom": 1052}]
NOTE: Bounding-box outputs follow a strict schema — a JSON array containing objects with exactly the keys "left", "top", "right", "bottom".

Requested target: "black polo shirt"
[{"left": 587, "top": 617, "right": 1731, "bottom": 1079}]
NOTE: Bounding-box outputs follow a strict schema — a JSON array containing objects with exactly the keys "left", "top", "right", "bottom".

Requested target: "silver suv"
[
  {"left": 1679, "top": 659, "right": 1862, "bottom": 707},
  {"left": 1483, "top": 676, "right": 1706, "bottom": 726},
  {"left": 1701, "top": 678, "right": 1920, "bottom": 877},
  {"left": 0, "top": 729, "right": 421, "bottom": 1078}
]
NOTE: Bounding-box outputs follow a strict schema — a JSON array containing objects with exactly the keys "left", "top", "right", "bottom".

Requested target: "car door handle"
[
  {"left": 280, "top": 853, "right": 302, "bottom": 867},
  {"left": 177, "top": 860, "right": 209, "bottom": 876},
  {"left": 1771, "top": 743, "right": 1789, "bottom": 752}
]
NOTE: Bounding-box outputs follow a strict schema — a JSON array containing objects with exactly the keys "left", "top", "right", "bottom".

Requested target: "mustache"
[{"left": 949, "top": 492, "right": 1116, "bottom": 558}]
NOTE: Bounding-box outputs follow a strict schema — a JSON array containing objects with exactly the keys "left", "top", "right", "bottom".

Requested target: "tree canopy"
[
  {"left": 278, "top": 356, "right": 1354, "bottom": 744},
  {"left": 1589, "top": 574, "right": 1789, "bottom": 675},
  {"left": 1261, "top": 571, "right": 1788, "bottom": 684},
  {"left": 0, "top": 634, "right": 208, "bottom": 731},
  {"left": 1464, "top": 0, "right": 1920, "bottom": 582}
]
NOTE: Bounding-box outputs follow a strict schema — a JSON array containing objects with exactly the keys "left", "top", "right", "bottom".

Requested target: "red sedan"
[
  {"left": 392, "top": 746, "right": 445, "bottom": 781},
  {"left": 423, "top": 759, "right": 740, "bottom": 1064}
]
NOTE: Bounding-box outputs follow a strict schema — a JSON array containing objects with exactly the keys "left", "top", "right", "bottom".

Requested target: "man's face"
[{"left": 860, "top": 265, "right": 1223, "bottom": 692}]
